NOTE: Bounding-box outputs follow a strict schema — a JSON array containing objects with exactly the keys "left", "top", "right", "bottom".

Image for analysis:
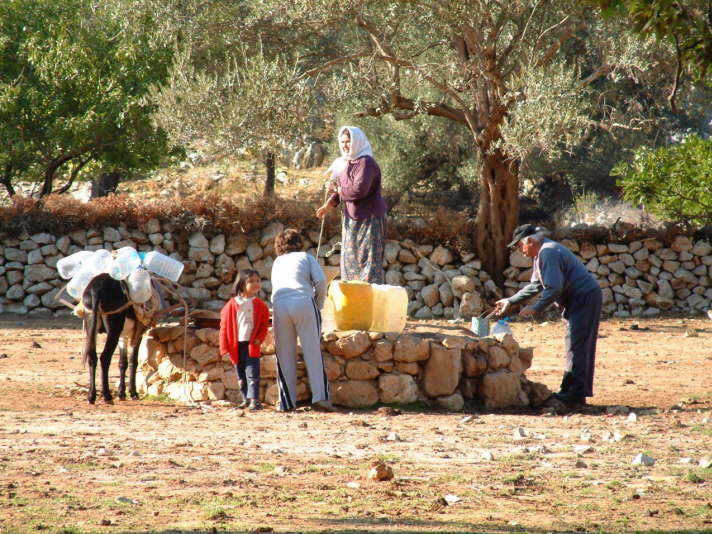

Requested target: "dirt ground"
[{"left": 0, "top": 313, "right": 710, "bottom": 534}]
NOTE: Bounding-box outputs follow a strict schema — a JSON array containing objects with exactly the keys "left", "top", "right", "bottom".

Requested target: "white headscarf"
[{"left": 326, "top": 126, "right": 373, "bottom": 178}]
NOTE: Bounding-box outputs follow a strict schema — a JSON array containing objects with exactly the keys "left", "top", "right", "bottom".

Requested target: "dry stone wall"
[
  {"left": 137, "top": 324, "right": 551, "bottom": 410},
  {"left": 0, "top": 220, "right": 711, "bottom": 317}
]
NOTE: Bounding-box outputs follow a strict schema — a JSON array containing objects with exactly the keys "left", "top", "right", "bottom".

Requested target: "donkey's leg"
[
  {"left": 83, "top": 316, "right": 99, "bottom": 405},
  {"left": 118, "top": 318, "right": 138, "bottom": 400},
  {"left": 128, "top": 324, "right": 145, "bottom": 400},
  {"left": 117, "top": 336, "right": 128, "bottom": 401},
  {"left": 100, "top": 313, "right": 125, "bottom": 404}
]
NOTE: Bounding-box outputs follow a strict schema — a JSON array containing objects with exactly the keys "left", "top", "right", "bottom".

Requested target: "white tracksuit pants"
[{"left": 272, "top": 295, "right": 329, "bottom": 410}]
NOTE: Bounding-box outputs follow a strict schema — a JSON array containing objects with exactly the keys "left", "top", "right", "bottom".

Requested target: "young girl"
[{"left": 219, "top": 269, "right": 270, "bottom": 410}]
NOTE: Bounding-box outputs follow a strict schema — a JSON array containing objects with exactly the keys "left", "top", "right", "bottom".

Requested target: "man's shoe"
[
  {"left": 237, "top": 399, "right": 249, "bottom": 409},
  {"left": 553, "top": 392, "right": 586, "bottom": 407},
  {"left": 248, "top": 399, "right": 262, "bottom": 411}
]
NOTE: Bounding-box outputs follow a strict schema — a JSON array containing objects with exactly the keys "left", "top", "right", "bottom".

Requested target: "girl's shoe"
[
  {"left": 237, "top": 399, "right": 249, "bottom": 409},
  {"left": 248, "top": 399, "right": 262, "bottom": 410},
  {"left": 312, "top": 400, "right": 337, "bottom": 412}
]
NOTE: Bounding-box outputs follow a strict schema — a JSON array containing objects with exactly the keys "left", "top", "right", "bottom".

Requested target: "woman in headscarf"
[{"left": 315, "top": 126, "right": 387, "bottom": 284}]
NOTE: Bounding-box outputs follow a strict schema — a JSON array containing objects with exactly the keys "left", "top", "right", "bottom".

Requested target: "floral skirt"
[{"left": 341, "top": 214, "right": 385, "bottom": 284}]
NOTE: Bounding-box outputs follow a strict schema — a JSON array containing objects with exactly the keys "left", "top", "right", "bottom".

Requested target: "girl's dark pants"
[{"left": 235, "top": 341, "right": 260, "bottom": 401}]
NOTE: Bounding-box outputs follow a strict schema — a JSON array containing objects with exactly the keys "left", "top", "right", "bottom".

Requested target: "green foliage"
[
  {"left": 150, "top": 0, "right": 327, "bottom": 163},
  {"left": 596, "top": 0, "right": 712, "bottom": 82},
  {"left": 153, "top": 42, "right": 320, "bottom": 156},
  {"left": 350, "top": 114, "right": 476, "bottom": 207},
  {"left": 0, "top": 0, "right": 173, "bottom": 196},
  {"left": 614, "top": 134, "right": 712, "bottom": 228}
]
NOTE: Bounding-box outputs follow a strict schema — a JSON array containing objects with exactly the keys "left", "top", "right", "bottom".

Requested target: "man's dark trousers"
[{"left": 559, "top": 287, "right": 602, "bottom": 402}]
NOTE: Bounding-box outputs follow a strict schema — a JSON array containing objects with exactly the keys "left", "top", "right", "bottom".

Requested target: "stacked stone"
[
  {"left": 136, "top": 325, "right": 551, "bottom": 411},
  {"left": 503, "top": 236, "right": 712, "bottom": 317},
  {"left": 1, "top": 220, "right": 711, "bottom": 318},
  {"left": 0, "top": 222, "right": 179, "bottom": 315},
  {"left": 380, "top": 239, "right": 500, "bottom": 320}
]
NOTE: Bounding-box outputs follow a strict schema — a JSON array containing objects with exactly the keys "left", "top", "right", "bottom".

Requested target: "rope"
[{"left": 316, "top": 179, "right": 332, "bottom": 259}]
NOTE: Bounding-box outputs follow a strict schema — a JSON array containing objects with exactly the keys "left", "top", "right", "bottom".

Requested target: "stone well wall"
[
  {"left": 1, "top": 220, "right": 711, "bottom": 318},
  {"left": 137, "top": 324, "right": 552, "bottom": 411}
]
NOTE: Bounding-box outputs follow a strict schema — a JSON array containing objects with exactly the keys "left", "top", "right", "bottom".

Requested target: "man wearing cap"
[{"left": 494, "top": 225, "right": 603, "bottom": 408}]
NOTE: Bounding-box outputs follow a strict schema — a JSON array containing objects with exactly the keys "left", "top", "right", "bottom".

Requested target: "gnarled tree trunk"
[
  {"left": 474, "top": 148, "right": 520, "bottom": 285},
  {"left": 91, "top": 171, "right": 121, "bottom": 198},
  {"left": 263, "top": 152, "right": 275, "bottom": 197}
]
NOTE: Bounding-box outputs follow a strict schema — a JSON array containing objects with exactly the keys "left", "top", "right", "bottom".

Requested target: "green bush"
[{"left": 614, "top": 134, "right": 712, "bottom": 228}]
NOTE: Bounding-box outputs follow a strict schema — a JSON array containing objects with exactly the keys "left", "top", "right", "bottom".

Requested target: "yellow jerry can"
[
  {"left": 370, "top": 284, "right": 408, "bottom": 333},
  {"left": 328, "top": 280, "right": 373, "bottom": 331}
]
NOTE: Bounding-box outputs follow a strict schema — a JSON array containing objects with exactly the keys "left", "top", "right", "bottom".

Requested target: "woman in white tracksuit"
[{"left": 271, "top": 229, "right": 333, "bottom": 412}]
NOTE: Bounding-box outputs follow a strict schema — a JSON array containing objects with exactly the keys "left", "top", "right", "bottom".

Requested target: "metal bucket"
[{"left": 470, "top": 310, "right": 495, "bottom": 337}]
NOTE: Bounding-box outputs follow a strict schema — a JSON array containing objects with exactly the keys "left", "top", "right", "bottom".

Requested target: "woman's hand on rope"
[{"left": 315, "top": 203, "right": 333, "bottom": 219}]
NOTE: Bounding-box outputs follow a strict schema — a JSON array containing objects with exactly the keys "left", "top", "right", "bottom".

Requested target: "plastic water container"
[
  {"left": 142, "top": 251, "right": 184, "bottom": 282},
  {"left": 127, "top": 268, "right": 152, "bottom": 303},
  {"left": 57, "top": 250, "right": 94, "bottom": 280},
  {"left": 327, "top": 280, "right": 373, "bottom": 331},
  {"left": 87, "top": 249, "right": 114, "bottom": 275},
  {"left": 320, "top": 295, "right": 337, "bottom": 333},
  {"left": 65, "top": 249, "right": 113, "bottom": 300},
  {"left": 370, "top": 284, "right": 408, "bottom": 333},
  {"left": 66, "top": 263, "right": 97, "bottom": 300},
  {"left": 109, "top": 246, "right": 141, "bottom": 280},
  {"left": 491, "top": 318, "right": 513, "bottom": 336}
]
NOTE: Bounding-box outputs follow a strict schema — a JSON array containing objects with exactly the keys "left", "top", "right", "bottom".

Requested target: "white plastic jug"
[
  {"left": 87, "top": 249, "right": 114, "bottom": 275},
  {"left": 109, "top": 246, "right": 141, "bottom": 280},
  {"left": 57, "top": 250, "right": 94, "bottom": 280},
  {"left": 370, "top": 284, "right": 408, "bottom": 333},
  {"left": 66, "top": 263, "right": 97, "bottom": 300},
  {"left": 127, "top": 268, "right": 152, "bottom": 303},
  {"left": 142, "top": 251, "right": 184, "bottom": 282}
]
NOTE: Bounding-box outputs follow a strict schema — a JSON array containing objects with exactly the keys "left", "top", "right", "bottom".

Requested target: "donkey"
[{"left": 81, "top": 273, "right": 146, "bottom": 404}]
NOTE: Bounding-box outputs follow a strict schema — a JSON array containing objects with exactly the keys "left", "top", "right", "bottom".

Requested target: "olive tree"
[
  {"left": 251, "top": 0, "right": 661, "bottom": 279},
  {"left": 0, "top": 0, "right": 173, "bottom": 198}
]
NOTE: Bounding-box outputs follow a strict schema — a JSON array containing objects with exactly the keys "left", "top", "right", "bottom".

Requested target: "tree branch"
[
  {"left": 297, "top": 52, "right": 369, "bottom": 80},
  {"left": 373, "top": 54, "right": 480, "bottom": 130},
  {"left": 56, "top": 154, "right": 93, "bottom": 195},
  {"left": 668, "top": 34, "right": 682, "bottom": 112},
  {"left": 1, "top": 164, "right": 16, "bottom": 197},
  {"left": 353, "top": 93, "right": 469, "bottom": 125}
]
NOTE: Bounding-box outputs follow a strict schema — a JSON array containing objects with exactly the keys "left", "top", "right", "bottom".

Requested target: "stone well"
[{"left": 137, "top": 322, "right": 552, "bottom": 411}]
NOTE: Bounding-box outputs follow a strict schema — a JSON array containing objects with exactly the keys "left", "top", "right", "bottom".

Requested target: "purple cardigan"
[{"left": 329, "top": 155, "right": 387, "bottom": 220}]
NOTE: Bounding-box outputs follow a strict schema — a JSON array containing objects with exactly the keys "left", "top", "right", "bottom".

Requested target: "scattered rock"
[
  {"left": 513, "top": 426, "right": 528, "bottom": 440},
  {"left": 632, "top": 453, "right": 656, "bottom": 466},
  {"left": 115, "top": 496, "right": 140, "bottom": 505},
  {"left": 574, "top": 445, "right": 594, "bottom": 456},
  {"left": 443, "top": 494, "right": 462, "bottom": 505},
  {"left": 368, "top": 462, "right": 394, "bottom": 481}
]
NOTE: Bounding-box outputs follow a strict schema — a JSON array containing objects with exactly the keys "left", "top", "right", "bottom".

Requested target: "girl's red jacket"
[{"left": 219, "top": 297, "right": 270, "bottom": 363}]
